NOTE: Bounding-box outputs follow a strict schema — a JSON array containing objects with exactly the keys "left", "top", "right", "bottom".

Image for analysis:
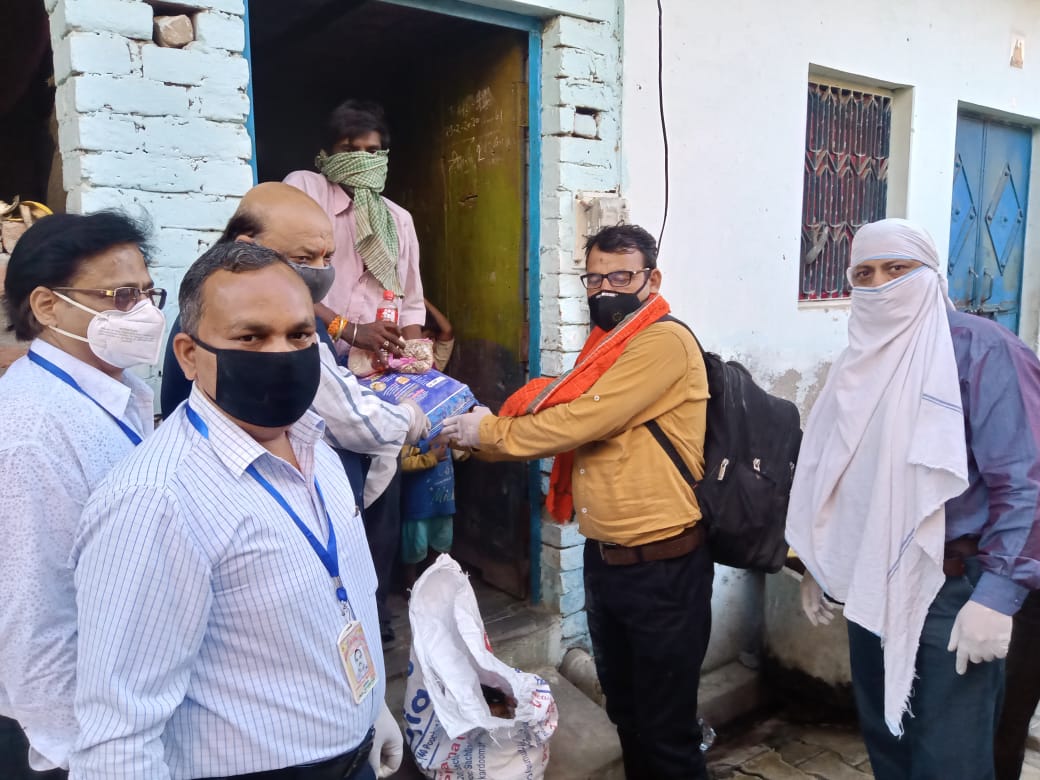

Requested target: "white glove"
[
  {"left": 439, "top": 406, "right": 492, "bottom": 449},
  {"left": 368, "top": 700, "right": 404, "bottom": 778},
  {"left": 800, "top": 571, "right": 836, "bottom": 626},
  {"left": 947, "top": 599, "right": 1013, "bottom": 675},
  {"left": 399, "top": 398, "right": 431, "bottom": 445}
]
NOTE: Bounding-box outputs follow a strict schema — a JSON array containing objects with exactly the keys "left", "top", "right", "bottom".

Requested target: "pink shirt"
[{"left": 284, "top": 170, "right": 426, "bottom": 338}]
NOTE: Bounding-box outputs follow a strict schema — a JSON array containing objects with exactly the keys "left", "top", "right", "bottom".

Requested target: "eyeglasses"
[
  {"left": 579, "top": 268, "right": 651, "bottom": 289},
  {"left": 53, "top": 286, "right": 167, "bottom": 311}
]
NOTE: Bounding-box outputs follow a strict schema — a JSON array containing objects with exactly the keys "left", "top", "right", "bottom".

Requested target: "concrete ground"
[{"left": 707, "top": 712, "right": 1040, "bottom": 779}]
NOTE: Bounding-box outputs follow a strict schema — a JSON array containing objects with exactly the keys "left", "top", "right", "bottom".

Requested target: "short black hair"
[
  {"left": 179, "top": 241, "right": 290, "bottom": 337},
  {"left": 217, "top": 209, "right": 265, "bottom": 244},
  {"left": 323, "top": 99, "right": 391, "bottom": 151},
  {"left": 584, "top": 224, "right": 659, "bottom": 270},
  {"left": 3, "top": 211, "right": 151, "bottom": 341}
]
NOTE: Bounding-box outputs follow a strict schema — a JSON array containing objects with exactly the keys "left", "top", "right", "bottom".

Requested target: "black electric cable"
[{"left": 656, "top": 0, "right": 670, "bottom": 251}]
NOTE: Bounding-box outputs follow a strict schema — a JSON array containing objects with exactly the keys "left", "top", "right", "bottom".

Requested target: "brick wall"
[
  {"left": 535, "top": 10, "right": 622, "bottom": 651},
  {"left": 48, "top": 0, "right": 254, "bottom": 382}
]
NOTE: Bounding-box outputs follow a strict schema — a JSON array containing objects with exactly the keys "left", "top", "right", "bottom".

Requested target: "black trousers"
[
  {"left": 0, "top": 715, "right": 67, "bottom": 779},
  {"left": 995, "top": 589, "right": 1040, "bottom": 780},
  {"left": 584, "top": 539, "right": 713, "bottom": 780},
  {"left": 362, "top": 465, "right": 402, "bottom": 629}
]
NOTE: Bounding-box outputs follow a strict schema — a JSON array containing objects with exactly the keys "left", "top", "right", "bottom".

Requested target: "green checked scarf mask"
[{"left": 316, "top": 149, "right": 403, "bottom": 295}]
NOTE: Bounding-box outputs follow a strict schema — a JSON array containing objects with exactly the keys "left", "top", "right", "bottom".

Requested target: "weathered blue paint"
[
  {"left": 242, "top": 0, "right": 258, "bottom": 185},
  {"left": 380, "top": 0, "right": 543, "bottom": 31},
  {"left": 949, "top": 114, "right": 1032, "bottom": 333},
  {"left": 526, "top": 26, "right": 543, "bottom": 604}
]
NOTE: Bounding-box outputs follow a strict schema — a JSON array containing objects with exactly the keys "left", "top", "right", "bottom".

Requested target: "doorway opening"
[
  {"left": 0, "top": 0, "right": 61, "bottom": 375},
  {"left": 248, "top": 0, "right": 538, "bottom": 599}
]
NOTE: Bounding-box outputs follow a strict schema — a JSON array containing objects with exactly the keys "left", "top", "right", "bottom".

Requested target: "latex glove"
[
  {"left": 399, "top": 398, "right": 431, "bottom": 445},
  {"left": 800, "top": 571, "right": 836, "bottom": 626},
  {"left": 368, "top": 700, "right": 403, "bottom": 778},
  {"left": 439, "top": 406, "right": 492, "bottom": 449},
  {"left": 947, "top": 599, "right": 1013, "bottom": 675}
]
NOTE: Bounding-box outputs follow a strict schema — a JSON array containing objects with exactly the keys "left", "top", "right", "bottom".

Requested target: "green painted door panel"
[{"left": 388, "top": 27, "right": 530, "bottom": 597}]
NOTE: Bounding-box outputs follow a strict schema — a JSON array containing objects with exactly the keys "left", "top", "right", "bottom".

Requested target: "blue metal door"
[{"left": 948, "top": 114, "right": 1032, "bottom": 332}]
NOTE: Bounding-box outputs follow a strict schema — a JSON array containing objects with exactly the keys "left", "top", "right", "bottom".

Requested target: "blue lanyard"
[
  {"left": 185, "top": 404, "right": 350, "bottom": 613},
  {"left": 28, "top": 350, "right": 142, "bottom": 445}
]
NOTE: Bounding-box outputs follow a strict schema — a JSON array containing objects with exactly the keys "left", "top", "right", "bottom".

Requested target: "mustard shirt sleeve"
[
  {"left": 401, "top": 446, "right": 439, "bottom": 472},
  {"left": 478, "top": 325, "right": 695, "bottom": 459}
]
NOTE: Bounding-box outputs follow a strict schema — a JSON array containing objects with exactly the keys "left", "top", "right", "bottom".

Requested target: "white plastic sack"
[{"left": 404, "top": 555, "right": 558, "bottom": 779}]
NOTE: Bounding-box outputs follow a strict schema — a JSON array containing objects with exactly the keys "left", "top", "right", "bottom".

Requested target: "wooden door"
[{"left": 389, "top": 28, "right": 530, "bottom": 597}]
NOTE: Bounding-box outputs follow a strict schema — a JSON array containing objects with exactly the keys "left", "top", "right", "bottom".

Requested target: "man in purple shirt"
[
  {"left": 789, "top": 218, "right": 1040, "bottom": 779},
  {"left": 951, "top": 306, "right": 1040, "bottom": 780},
  {"left": 950, "top": 309, "right": 1040, "bottom": 780},
  {"left": 945, "top": 309, "right": 1040, "bottom": 609}
]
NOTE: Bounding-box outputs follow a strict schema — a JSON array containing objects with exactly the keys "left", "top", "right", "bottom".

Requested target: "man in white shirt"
[
  {"left": 0, "top": 211, "right": 165, "bottom": 776},
  {"left": 71, "top": 241, "right": 402, "bottom": 779},
  {"left": 158, "top": 183, "right": 428, "bottom": 642}
]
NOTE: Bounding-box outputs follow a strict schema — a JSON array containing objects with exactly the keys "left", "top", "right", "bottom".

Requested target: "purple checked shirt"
[{"left": 947, "top": 310, "right": 1040, "bottom": 616}]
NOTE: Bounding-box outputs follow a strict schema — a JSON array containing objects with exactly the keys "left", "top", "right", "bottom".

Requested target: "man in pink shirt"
[
  {"left": 285, "top": 100, "right": 425, "bottom": 361},
  {"left": 285, "top": 100, "right": 425, "bottom": 642}
]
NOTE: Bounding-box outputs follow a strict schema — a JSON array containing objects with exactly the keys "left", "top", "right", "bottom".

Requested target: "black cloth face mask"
[
  {"left": 288, "top": 261, "right": 336, "bottom": 303},
  {"left": 193, "top": 338, "right": 321, "bottom": 427},
  {"left": 587, "top": 274, "right": 651, "bottom": 331}
]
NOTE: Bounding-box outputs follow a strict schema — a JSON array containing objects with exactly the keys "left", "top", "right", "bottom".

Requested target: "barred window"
[{"left": 799, "top": 82, "right": 892, "bottom": 300}]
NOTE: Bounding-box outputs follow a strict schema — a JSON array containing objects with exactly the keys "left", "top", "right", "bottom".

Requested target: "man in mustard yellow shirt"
[{"left": 441, "top": 224, "right": 711, "bottom": 779}]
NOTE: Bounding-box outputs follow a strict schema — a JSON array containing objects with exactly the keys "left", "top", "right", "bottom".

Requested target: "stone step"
[
  {"left": 538, "top": 666, "right": 625, "bottom": 780},
  {"left": 699, "top": 659, "right": 767, "bottom": 731}
]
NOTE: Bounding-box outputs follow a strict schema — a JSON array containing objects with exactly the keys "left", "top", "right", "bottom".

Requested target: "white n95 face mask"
[{"left": 51, "top": 293, "right": 167, "bottom": 368}]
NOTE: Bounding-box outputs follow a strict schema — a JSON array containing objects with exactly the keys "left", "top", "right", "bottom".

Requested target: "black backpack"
[{"left": 646, "top": 316, "right": 802, "bottom": 573}]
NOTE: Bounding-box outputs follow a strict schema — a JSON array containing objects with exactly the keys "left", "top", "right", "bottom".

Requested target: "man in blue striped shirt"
[{"left": 71, "top": 242, "right": 401, "bottom": 779}]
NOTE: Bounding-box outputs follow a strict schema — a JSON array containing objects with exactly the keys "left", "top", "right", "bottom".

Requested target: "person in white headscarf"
[{"left": 787, "top": 218, "right": 1040, "bottom": 780}]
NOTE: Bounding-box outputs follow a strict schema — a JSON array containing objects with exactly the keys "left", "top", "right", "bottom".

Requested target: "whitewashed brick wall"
[
  {"left": 48, "top": 0, "right": 253, "bottom": 386},
  {"left": 538, "top": 13, "right": 621, "bottom": 378},
  {"left": 536, "top": 10, "right": 622, "bottom": 649}
]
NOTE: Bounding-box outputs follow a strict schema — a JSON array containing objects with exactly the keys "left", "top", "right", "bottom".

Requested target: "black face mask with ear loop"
[
  {"left": 587, "top": 273, "right": 652, "bottom": 331},
  {"left": 193, "top": 338, "right": 320, "bottom": 427}
]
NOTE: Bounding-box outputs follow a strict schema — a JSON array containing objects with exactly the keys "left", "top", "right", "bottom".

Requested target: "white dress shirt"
[
  {"left": 71, "top": 384, "right": 384, "bottom": 780},
  {"left": 314, "top": 341, "right": 409, "bottom": 506},
  {"left": 0, "top": 339, "right": 153, "bottom": 770}
]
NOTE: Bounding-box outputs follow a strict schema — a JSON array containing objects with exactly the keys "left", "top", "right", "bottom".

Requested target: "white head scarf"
[
  {"left": 846, "top": 217, "right": 956, "bottom": 308},
  {"left": 786, "top": 218, "right": 969, "bottom": 735}
]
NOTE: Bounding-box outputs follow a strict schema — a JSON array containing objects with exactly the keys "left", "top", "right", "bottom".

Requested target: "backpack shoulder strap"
[
  {"left": 647, "top": 313, "right": 704, "bottom": 488},
  {"left": 656, "top": 314, "right": 707, "bottom": 360},
  {"left": 645, "top": 419, "right": 698, "bottom": 487}
]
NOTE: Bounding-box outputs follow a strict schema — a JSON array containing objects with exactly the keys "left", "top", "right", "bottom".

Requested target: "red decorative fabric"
[{"left": 499, "top": 294, "right": 671, "bottom": 521}]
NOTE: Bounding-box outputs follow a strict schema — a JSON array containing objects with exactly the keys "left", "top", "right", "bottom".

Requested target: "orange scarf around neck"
[{"left": 499, "top": 294, "right": 671, "bottom": 521}]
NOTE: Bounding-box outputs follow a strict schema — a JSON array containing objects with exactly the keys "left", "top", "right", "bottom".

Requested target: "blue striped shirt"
[{"left": 70, "top": 385, "right": 384, "bottom": 779}]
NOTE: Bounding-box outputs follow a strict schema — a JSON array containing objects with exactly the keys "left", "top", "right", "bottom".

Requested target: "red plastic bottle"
[
  {"left": 375, "top": 290, "right": 399, "bottom": 364},
  {"left": 376, "top": 289, "right": 399, "bottom": 324}
]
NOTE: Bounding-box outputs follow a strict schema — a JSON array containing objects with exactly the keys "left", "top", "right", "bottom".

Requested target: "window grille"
[{"left": 800, "top": 82, "right": 892, "bottom": 300}]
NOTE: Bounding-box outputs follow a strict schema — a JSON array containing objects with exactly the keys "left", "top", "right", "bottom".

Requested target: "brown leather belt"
[
  {"left": 598, "top": 524, "right": 705, "bottom": 566},
  {"left": 943, "top": 537, "right": 980, "bottom": 578}
]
